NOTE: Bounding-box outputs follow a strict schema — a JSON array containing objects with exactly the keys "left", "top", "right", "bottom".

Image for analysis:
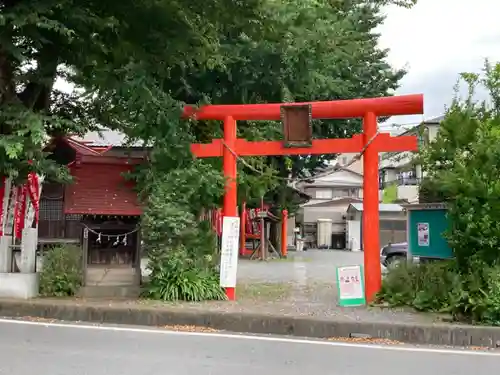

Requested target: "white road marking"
[{"left": 0, "top": 317, "right": 499, "bottom": 357}]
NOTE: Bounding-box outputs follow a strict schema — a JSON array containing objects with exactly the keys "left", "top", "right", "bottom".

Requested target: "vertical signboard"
[
  {"left": 219, "top": 216, "right": 240, "bottom": 288},
  {"left": 336, "top": 265, "right": 366, "bottom": 307}
]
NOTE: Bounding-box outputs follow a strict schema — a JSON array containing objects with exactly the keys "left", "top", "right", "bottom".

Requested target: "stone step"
[
  {"left": 77, "top": 285, "right": 141, "bottom": 299},
  {"left": 85, "top": 267, "right": 139, "bottom": 286}
]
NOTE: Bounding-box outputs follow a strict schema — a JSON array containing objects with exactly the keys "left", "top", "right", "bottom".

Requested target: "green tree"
[
  {"left": 378, "top": 62, "right": 500, "bottom": 325},
  {"left": 0, "top": 0, "right": 263, "bottom": 182},
  {"left": 167, "top": 0, "right": 410, "bottom": 213},
  {"left": 419, "top": 61, "right": 500, "bottom": 269}
]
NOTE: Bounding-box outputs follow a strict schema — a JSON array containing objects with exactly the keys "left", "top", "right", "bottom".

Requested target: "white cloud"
[{"left": 379, "top": 0, "right": 500, "bottom": 125}]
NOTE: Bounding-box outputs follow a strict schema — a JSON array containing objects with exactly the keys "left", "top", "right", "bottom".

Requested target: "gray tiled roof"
[
  {"left": 74, "top": 129, "right": 146, "bottom": 147},
  {"left": 425, "top": 115, "right": 445, "bottom": 124}
]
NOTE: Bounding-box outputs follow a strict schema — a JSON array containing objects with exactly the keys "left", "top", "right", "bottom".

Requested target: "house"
[
  {"left": 346, "top": 203, "right": 406, "bottom": 251},
  {"left": 294, "top": 166, "right": 363, "bottom": 247},
  {"left": 378, "top": 115, "right": 444, "bottom": 203},
  {"left": 299, "top": 197, "right": 362, "bottom": 248},
  {"left": 335, "top": 153, "right": 363, "bottom": 175},
  {"left": 333, "top": 115, "right": 444, "bottom": 204}
]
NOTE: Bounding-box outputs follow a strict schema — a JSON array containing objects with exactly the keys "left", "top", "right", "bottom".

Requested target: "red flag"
[
  {"left": 13, "top": 185, "right": 28, "bottom": 240},
  {"left": 27, "top": 172, "right": 40, "bottom": 224}
]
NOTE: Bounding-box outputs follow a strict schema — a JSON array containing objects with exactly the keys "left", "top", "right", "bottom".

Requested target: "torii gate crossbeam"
[{"left": 185, "top": 94, "right": 424, "bottom": 302}]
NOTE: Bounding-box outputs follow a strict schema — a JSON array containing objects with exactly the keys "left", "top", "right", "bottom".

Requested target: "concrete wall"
[
  {"left": 303, "top": 206, "right": 346, "bottom": 228},
  {"left": 304, "top": 186, "right": 361, "bottom": 199},
  {"left": 397, "top": 185, "right": 419, "bottom": 203}
]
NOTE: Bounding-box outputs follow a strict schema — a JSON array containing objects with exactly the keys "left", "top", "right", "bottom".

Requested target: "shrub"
[
  {"left": 137, "top": 152, "right": 227, "bottom": 302},
  {"left": 376, "top": 259, "right": 500, "bottom": 325},
  {"left": 142, "top": 244, "right": 226, "bottom": 302},
  {"left": 39, "top": 244, "right": 83, "bottom": 297},
  {"left": 376, "top": 261, "right": 461, "bottom": 312},
  {"left": 451, "top": 259, "right": 500, "bottom": 325}
]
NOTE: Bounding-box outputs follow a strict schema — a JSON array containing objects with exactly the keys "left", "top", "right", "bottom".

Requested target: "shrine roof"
[
  {"left": 64, "top": 162, "right": 142, "bottom": 216},
  {"left": 72, "top": 129, "right": 150, "bottom": 148}
]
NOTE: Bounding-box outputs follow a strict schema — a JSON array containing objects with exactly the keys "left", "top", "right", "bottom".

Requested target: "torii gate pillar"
[{"left": 186, "top": 94, "right": 424, "bottom": 302}]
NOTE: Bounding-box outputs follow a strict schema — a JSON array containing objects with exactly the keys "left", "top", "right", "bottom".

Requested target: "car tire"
[{"left": 385, "top": 254, "right": 406, "bottom": 268}]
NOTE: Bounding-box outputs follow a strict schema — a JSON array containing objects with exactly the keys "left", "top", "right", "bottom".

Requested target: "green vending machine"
[{"left": 403, "top": 203, "right": 453, "bottom": 260}]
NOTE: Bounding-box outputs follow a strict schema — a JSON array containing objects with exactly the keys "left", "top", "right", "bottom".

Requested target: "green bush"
[
  {"left": 376, "top": 259, "right": 500, "bottom": 325},
  {"left": 39, "top": 244, "right": 83, "bottom": 297},
  {"left": 142, "top": 245, "right": 226, "bottom": 302},
  {"left": 451, "top": 258, "right": 500, "bottom": 325},
  {"left": 376, "top": 261, "right": 461, "bottom": 312}
]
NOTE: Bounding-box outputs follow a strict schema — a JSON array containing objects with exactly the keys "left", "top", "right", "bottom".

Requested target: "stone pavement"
[{"left": 145, "top": 249, "right": 409, "bottom": 323}]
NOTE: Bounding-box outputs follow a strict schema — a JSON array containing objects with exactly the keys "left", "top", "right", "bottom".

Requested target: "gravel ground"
[{"left": 30, "top": 250, "right": 438, "bottom": 325}]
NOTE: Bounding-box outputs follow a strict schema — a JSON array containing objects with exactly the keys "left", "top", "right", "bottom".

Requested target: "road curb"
[{"left": 0, "top": 300, "right": 499, "bottom": 348}]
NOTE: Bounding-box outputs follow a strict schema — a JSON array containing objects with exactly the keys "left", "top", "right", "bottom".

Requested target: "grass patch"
[{"left": 237, "top": 282, "right": 293, "bottom": 301}]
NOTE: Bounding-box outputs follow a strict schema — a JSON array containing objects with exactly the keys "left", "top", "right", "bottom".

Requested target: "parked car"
[{"left": 380, "top": 242, "right": 408, "bottom": 267}]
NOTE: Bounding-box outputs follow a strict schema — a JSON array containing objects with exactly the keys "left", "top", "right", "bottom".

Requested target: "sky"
[{"left": 378, "top": 0, "right": 500, "bottom": 129}]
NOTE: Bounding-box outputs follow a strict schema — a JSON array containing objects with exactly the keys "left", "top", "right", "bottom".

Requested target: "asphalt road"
[{"left": 0, "top": 319, "right": 498, "bottom": 375}]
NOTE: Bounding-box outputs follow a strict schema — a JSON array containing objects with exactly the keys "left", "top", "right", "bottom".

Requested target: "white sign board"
[
  {"left": 417, "top": 222, "right": 430, "bottom": 246},
  {"left": 336, "top": 265, "right": 365, "bottom": 306},
  {"left": 219, "top": 216, "right": 240, "bottom": 288}
]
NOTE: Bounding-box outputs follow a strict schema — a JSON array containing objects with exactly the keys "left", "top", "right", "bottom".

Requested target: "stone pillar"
[
  {"left": 20, "top": 228, "right": 37, "bottom": 273},
  {"left": 0, "top": 235, "right": 12, "bottom": 273}
]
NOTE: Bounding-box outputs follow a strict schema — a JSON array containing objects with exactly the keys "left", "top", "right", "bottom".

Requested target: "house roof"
[
  {"left": 398, "top": 115, "right": 445, "bottom": 136},
  {"left": 297, "top": 166, "right": 363, "bottom": 189},
  {"left": 302, "top": 197, "right": 362, "bottom": 207},
  {"left": 64, "top": 162, "right": 142, "bottom": 216},
  {"left": 425, "top": 115, "right": 445, "bottom": 124},
  {"left": 348, "top": 203, "right": 403, "bottom": 212}
]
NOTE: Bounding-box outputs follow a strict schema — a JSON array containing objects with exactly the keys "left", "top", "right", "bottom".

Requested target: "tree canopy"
[
  {"left": 0, "top": 0, "right": 263, "bottom": 181},
  {"left": 2, "top": 0, "right": 412, "bottom": 199}
]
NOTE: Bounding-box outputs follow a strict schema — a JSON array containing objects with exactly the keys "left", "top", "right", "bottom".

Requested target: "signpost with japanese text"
[
  {"left": 219, "top": 216, "right": 240, "bottom": 288},
  {"left": 336, "top": 265, "right": 366, "bottom": 307}
]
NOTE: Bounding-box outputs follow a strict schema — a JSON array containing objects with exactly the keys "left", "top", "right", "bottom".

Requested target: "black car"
[{"left": 380, "top": 242, "right": 408, "bottom": 267}]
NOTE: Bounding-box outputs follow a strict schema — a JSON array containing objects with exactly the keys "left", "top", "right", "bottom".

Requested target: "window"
[{"left": 315, "top": 189, "right": 333, "bottom": 199}]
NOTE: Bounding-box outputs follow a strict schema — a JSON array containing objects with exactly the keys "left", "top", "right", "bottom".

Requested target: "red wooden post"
[
  {"left": 240, "top": 201, "right": 247, "bottom": 256},
  {"left": 281, "top": 209, "right": 288, "bottom": 258},
  {"left": 223, "top": 116, "right": 238, "bottom": 301},
  {"left": 362, "top": 112, "right": 382, "bottom": 302}
]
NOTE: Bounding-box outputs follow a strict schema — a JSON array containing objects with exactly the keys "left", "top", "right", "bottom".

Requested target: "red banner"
[
  {"left": 13, "top": 185, "right": 28, "bottom": 240},
  {"left": 27, "top": 172, "right": 40, "bottom": 224}
]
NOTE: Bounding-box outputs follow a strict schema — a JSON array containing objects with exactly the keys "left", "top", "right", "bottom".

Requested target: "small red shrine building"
[{"left": 40, "top": 131, "right": 144, "bottom": 281}]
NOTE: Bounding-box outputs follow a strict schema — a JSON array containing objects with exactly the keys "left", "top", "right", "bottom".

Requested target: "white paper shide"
[{"left": 219, "top": 216, "right": 240, "bottom": 288}]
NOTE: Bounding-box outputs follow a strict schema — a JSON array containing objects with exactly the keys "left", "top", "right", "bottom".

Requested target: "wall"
[
  {"left": 347, "top": 209, "right": 407, "bottom": 250},
  {"left": 303, "top": 207, "right": 345, "bottom": 228},
  {"left": 304, "top": 186, "right": 360, "bottom": 199},
  {"left": 337, "top": 153, "right": 363, "bottom": 174},
  {"left": 286, "top": 215, "right": 296, "bottom": 247},
  {"left": 397, "top": 185, "right": 419, "bottom": 203},
  {"left": 346, "top": 219, "right": 361, "bottom": 251}
]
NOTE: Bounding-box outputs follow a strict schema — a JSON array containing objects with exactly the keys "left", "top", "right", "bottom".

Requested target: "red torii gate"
[{"left": 185, "top": 94, "right": 424, "bottom": 302}]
